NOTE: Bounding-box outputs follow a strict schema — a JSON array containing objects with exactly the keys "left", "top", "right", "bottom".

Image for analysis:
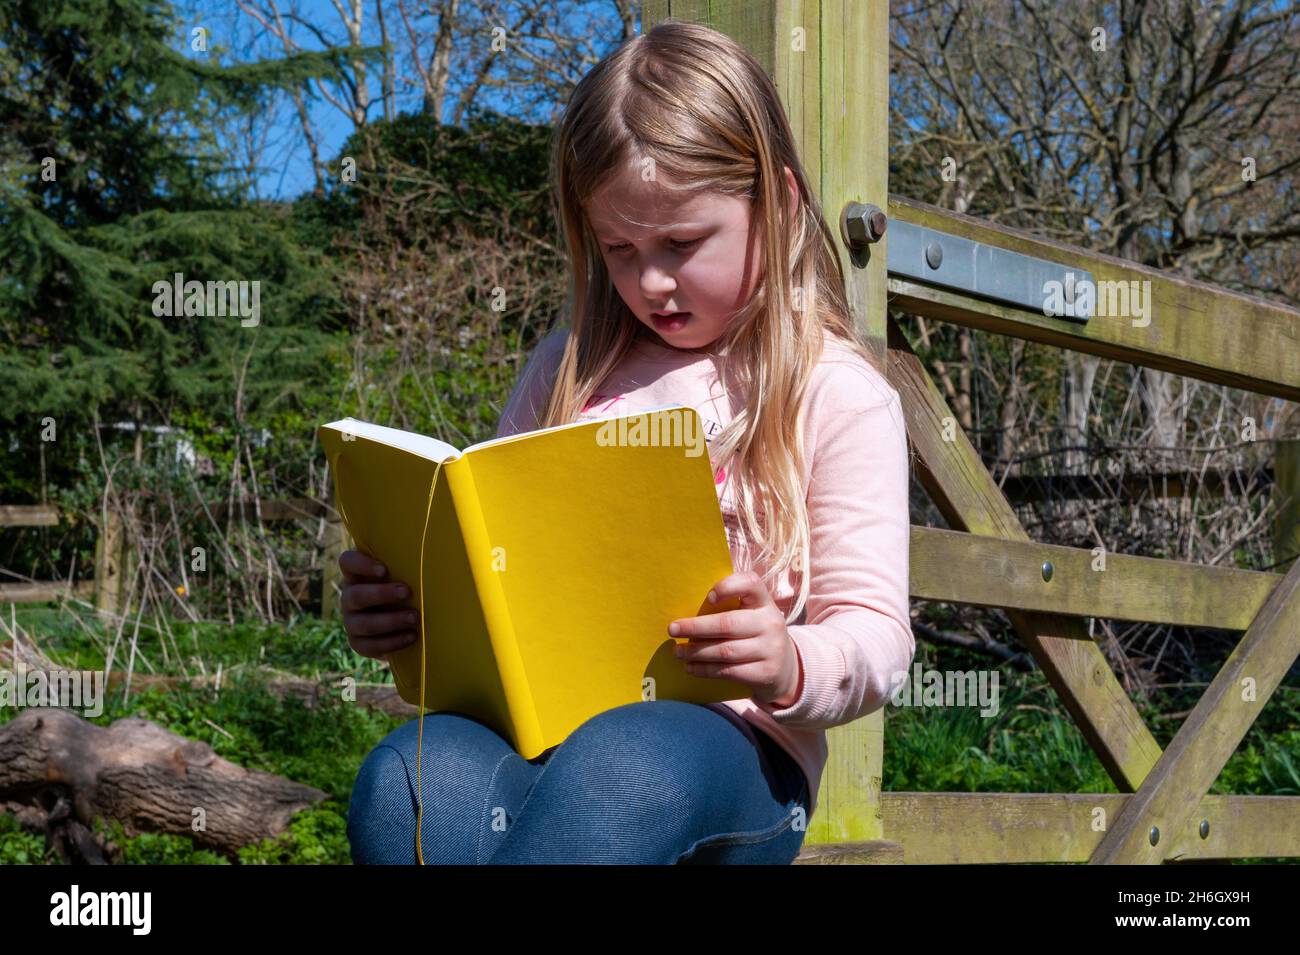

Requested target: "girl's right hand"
[{"left": 338, "top": 549, "right": 419, "bottom": 660}]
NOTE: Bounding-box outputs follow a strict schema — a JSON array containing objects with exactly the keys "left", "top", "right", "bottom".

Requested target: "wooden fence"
[
  {"left": 0, "top": 495, "right": 350, "bottom": 620},
  {"left": 645, "top": 0, "right": 1300, "bottom": 865},
  {"left": 2, "top": 0, "right": 1295, "bottom": 868}
]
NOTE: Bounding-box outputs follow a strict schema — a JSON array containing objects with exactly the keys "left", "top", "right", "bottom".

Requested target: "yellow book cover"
[{"left": 317, "top": 407, "right": 750, "bottom": 758}]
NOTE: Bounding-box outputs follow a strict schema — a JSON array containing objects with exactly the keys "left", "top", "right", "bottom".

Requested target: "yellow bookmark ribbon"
[{"left": 413, "top": 459, "right": 445, "bottom": 866}]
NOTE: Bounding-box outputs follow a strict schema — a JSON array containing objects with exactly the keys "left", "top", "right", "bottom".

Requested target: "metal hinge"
[{"left": 886, "top": 220, "right": 1094, "bottom": 323}]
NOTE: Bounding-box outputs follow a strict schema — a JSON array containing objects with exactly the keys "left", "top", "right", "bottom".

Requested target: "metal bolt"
[
  {"left": 1199, "top": 820, "right": 1210, "bottom": 839},
  {"left": 1041, "top": 560, "right": 1054, "bottom": 582},
  {"left": 925, "top": 241, "right": 943, "bottom": 269},
  {"left": 1149, "top": 825, "right": 1160, "bottom": 846},
  {"left": 841, "top": 202, "right": 887, "bottom": 250}
]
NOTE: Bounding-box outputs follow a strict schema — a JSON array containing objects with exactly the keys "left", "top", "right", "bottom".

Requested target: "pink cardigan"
[{"left": 495, "top": 327, "right": 915, "bottom": 816}]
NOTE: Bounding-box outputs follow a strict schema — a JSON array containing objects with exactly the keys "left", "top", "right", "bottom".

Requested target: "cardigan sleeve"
[
  {"left": 753, "top": 360, "right": 916, "bottom": 730},
  {"left": 495, "top": 326, "right": 569, "bottom": 438}
]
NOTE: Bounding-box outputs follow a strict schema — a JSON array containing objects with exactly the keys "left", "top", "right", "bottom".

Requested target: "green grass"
[
  {"left": 4, "top": 605, "right": 393, "bottom": 682},
  {"left": 2, "top": 607, "right": 1298, "bottom": 863},
  {"left": 1, "top": 605, "right": 406, "bottom": 864},
  {"left": 881, "top": 642, "right": 1300, "bottom": 863}
]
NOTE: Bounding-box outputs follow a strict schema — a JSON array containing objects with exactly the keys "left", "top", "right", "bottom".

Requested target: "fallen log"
[{"left": 0, "top": 708, "right": 328, "bottom": 863}]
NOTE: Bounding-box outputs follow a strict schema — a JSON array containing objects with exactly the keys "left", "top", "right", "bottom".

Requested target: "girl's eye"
[{"left": 605, "top": 238, "right": 701, "bottom": 254}]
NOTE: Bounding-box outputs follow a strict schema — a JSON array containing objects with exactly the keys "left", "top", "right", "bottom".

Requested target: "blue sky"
[{"left": 177, "top": 0, "right": 635, "bottom": 201}]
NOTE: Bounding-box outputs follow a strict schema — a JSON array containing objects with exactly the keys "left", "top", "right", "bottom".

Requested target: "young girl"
[{"left": 341, "top": 19, "right": 913, "bottom": 865}]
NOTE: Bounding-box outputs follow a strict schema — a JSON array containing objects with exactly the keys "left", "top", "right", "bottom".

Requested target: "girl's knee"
[
  {"left": 348, "top": 712, "right": 518, "bottom": 862},
  {"left": 347, "top": 743, "right": 413, "bottom": 864},
  {"left": 562, "top": 700, "right": 727, "bottom": 773},
  {"left": 540, "top": 702, "right": 720, "bottom": 813},
  {"left": 348, "top": 716, "right": 478, "bottom": 828},
  {"left": 367, "top": 711, "right": 507, "bottom": 780}
]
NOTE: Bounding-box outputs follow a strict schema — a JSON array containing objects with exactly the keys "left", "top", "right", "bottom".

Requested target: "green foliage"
[
  {"left": 0, "top": 199, "right": 350, "bottom": 476},
  {"left": 10, "top": 606, "right": 392, "bottom": 684},
  {"left": 1213, "top": 729, "right": 1300, "bottom": 797},
  {"left": 883, "top": 643, "right": 1300, "bottom": 800},
  {"left": 884, "top": 660, "right": 1118, "bottom": 795},
  {"left": 0, "top": 812, "right": 55, "bottom": 864},
  {"left": 93, "top": 817, "right": 231, "bottom": 865},
  {"left": 0, "top": 0, "right": 353, "bottom": 524},
  {"left": 237, "top": 803, "right": 352, "bottom": 865},
  {"left": 0, "top": 610, "right": 409, "bottom": 863},
  {"left": 90, "top": 805, "right": 352, "bottom": 865},
  {"left": 304, "top": 105, "right": 558, "bottom": 246}
]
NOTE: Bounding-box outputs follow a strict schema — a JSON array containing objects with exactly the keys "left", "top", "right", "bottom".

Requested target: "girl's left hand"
[{"left": 668, "top": 570, "right": 802, "bottom": 707}]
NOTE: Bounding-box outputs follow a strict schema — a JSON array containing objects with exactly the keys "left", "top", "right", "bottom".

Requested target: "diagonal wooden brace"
[
  {"left": 1089, "top": 557, "right": 1300, "bottom": 863},
  {"left": 886, "top": 316, "right": 1164, "bottom": 792}
]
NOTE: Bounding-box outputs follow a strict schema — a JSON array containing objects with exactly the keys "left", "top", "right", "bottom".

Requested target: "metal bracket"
[{"left": 886, "top": 220, "right": 1094, "bottom": 322}]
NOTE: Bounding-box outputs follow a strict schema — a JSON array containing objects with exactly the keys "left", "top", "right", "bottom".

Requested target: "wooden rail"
[
  {"left": 888, "top": 196, "right": 1300, "bottom": 402},
  {"left": 646, "top": 0, "right": 1300, "bottom": 865},
  {"left": 0, "top": 494, "right": 348, "bottom": 619},
  {"left": 4, "top": 0, "right": 1295, "bottom": 866},
  {"left": 994, "top": 466, "right": 1275, "bottom": 503}
]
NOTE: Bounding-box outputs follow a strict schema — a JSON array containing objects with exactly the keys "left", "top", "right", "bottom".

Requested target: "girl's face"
[{"left": 585, "top": 163, "right": 796, "bottom": 351}]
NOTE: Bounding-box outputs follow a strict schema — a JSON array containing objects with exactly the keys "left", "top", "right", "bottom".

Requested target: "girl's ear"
[{"left": 783, "top": 165, "right": 800, "bottom": 218}]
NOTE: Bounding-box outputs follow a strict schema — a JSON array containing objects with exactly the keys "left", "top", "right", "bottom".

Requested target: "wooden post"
[
  {"left": 93, "top": 508, "right": 123, "bottom": 618},
  {"left": 321, "top": 484, "right": 349, "bottom": 620},
  {"left": 643, "top": 0, "right": 891, "bottom": 846},
  {"left": 121, "top": 505, "right": 139, "bottom": 615},
  {"left": 1274, "top": 439, "right": 1299, "bottom": 574}
]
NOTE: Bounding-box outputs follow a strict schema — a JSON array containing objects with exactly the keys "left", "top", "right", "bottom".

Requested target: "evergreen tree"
[{"left": 0, "top": 0, "right": 366, "bottom": 503}]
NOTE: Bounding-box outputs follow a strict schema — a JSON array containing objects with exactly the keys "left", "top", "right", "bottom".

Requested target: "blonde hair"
[{"left": 540, "top": 18, "right": 883, "bottom": 623}]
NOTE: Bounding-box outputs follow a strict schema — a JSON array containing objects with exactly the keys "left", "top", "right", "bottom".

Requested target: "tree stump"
[{"left": 0, "top": 708, "right": 328, "bottom": 863}]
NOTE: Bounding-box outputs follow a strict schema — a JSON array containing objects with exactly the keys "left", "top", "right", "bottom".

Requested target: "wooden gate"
[{"left": 644, "top": 0, "right": 1300, "bottom": 864}]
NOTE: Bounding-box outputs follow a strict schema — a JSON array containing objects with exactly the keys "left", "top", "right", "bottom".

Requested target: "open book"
[{"left": 317, "top": 407, "right": 749, "bottom": 759}]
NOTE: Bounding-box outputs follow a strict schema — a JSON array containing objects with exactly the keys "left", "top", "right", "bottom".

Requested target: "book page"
[
  {"left": 461, "top": 403, "right": 689, "bottom": 456},
  {"left": 320, "top": 418, "right": 462, "bottom": 463}
]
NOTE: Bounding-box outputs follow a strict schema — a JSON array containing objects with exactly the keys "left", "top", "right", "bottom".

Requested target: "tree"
[
  {"left": 0, "top": 0, "right": 353, "bottom": 504},
  {"left": 891, "top": 0, "right": 1300, "bottom": 477}
]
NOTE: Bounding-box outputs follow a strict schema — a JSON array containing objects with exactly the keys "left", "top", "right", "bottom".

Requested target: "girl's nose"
[{"left": 639, "top": 265, "right": 677, "bottom": 298}]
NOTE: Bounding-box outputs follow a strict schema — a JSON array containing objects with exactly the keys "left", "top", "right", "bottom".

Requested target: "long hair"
[{"left": 541, "top": 18, "right": 883, "bottom": 623}]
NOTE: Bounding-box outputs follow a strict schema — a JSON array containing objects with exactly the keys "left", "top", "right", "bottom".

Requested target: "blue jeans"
[{"left": 346, "top": 699, "right": 811, "bottom": 864}]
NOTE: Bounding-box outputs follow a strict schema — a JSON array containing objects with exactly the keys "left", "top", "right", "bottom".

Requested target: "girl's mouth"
[{"left": 652, "top": 312, "right": 691, "bottom": 331}]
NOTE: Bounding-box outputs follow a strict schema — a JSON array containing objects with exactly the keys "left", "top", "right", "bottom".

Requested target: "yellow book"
[{"left": 317, "top": 408, "right": 750, "bottom": 759}]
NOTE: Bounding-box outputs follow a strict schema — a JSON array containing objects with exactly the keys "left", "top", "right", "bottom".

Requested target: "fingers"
[
  {"left": 668, "top": 608, "right": 761, "bottom": 640},
  {"left": 344, "top": 607, "right": 419, "bottom": 638},
  {"left": 704, "top": 570, "right": 774, "bottom": 610},
  {"left": 337, "top": 549, "right": 420, "bottom": 661},
  {"left": 349, "top": 629, "right": 418, "bottom": 660},
  {"left": 675, "top": 633, "right": 767, "bottom": 665},
  {"left": 340, "top": 580, "right": 411, "bottom": 613},
  {"left": 339, "top": 549, "right": 388, "bottom": 585},
  {"left": 344, "top": 604, "right": 420, "bottom": 660}
]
